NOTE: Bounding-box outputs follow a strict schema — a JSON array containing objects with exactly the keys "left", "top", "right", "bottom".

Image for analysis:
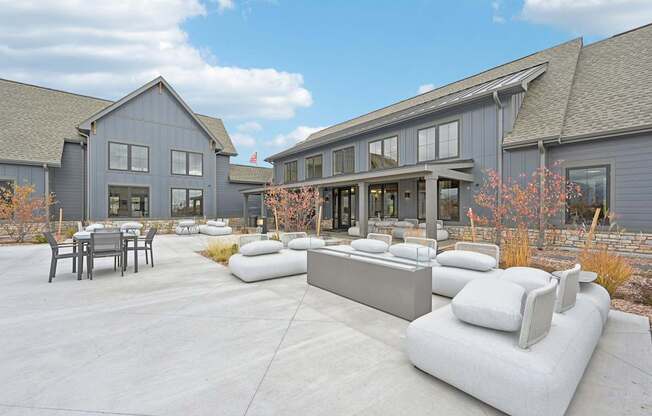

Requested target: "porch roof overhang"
[{"left": 241, "top": 160, "right": 474, "bottom": 195}]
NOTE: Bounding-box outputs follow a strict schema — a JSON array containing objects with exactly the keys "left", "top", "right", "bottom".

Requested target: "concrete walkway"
[{"left": 0, "top": 234, "right": 649, "bottom": 416}]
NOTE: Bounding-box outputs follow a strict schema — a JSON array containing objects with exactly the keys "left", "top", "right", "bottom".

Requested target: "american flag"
[{"left": 249, "top": 152, "right": 258, "bottom": 164}]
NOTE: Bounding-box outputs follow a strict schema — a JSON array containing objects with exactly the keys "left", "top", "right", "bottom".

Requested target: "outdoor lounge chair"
[
  {"left": 407, "top": 277, "right": 607, "bottom": 416},
  {"left": 44, "top": 232, "right": 79, "bottom": 283}
]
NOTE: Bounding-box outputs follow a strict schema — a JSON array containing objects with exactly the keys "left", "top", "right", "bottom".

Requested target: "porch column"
[
  {"left": 242, "top": 194, "right": 249, "bottom": 225},
  {"left": 425, "top": 174, "right": 439, "bottom": 240},
  {"left": 358, "top": 182, "right": 368, "bottom": 237},
  {"left": 538, "top": 140, "right": 546, "bottom": 248},
  {"left": 260, "top": 192, "right": 266, "bottom": 217}
]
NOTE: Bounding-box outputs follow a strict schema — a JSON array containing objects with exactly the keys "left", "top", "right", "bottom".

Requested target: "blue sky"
[{"left": 1, "top": 0, "right": 651, "bottom": 166}]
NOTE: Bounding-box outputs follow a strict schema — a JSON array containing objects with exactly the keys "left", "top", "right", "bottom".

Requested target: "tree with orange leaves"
[{"left": 0, "top": 183, "right": 55, "bottom": 243}]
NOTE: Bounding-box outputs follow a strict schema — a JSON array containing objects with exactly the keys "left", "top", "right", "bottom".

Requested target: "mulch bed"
[{"left": 530, "top": 248, "right": 652, "bottom": 328}]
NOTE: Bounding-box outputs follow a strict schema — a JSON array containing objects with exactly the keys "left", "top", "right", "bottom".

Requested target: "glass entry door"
[{"left": 332, "top": 187, "right": 356, "bottom": 229}]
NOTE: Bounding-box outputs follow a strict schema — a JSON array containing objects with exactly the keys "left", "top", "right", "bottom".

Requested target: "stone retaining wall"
[{"left": 446, "top": 225, "right": 652, "bottom": 255}]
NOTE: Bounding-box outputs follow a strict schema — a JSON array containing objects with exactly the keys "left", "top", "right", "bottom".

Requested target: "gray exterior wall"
[
  {"left": 0, "top": 163, "right": 46, "bottom": 195},
  {"left": 548, "top": 132, "right": 652, "bottom": 231},
  {"left": 216, "top": 155, "right": 262, "bottom": 218},
  {"left": 87, "top": 84, "right": 217, "bottom": 220},
  {"left": 51, "top": 142, "right": 84, "bottom": 220}
]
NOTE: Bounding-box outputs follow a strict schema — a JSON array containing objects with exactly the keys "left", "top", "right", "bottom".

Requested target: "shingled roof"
[
  {"left": 229, "top": 164, "right": 273, "bottom": 184},
  {"left": 560, "top": 23, "right": 652, "bottom": 141},
  {"left": 0, "top": 78, "right": 236, "bottom": 166}
]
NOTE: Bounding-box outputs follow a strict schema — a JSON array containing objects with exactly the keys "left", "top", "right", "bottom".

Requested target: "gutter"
[{"left": 78, "top": 129, "right": 90, "bottom": 222}]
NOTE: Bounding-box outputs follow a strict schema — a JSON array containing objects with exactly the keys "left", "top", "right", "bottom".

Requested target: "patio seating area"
[{"left": 1, "top": 233, "right": 649, "bottom": 416}]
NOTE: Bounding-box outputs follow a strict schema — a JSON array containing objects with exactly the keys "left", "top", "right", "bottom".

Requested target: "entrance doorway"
[{"left": 332, "top": 186, "right": 356, "bottom": 229}]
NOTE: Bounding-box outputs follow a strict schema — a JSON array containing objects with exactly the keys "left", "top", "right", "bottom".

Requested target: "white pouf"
[
  {"left": 198, "top": 225, "right": 232, "bottom": 236},
  {"left": 229, "top": 249, "right": 307, "bottom": 282}
]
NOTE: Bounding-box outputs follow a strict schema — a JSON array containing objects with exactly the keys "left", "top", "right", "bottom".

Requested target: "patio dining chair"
[
  {"left": 125, "top": 227, "right": 158, "bottom": 267},
  {"left": 44, "top": 231, "right": 79, "bottom": 283},
  {"left": 88, "top": 231, "right": 124, "bottom": 279}
]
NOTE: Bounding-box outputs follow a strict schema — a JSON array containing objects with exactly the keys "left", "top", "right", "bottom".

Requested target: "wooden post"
[
  {"left": 468, "top": 207, "right": 476, "bottom": 242},
  {"left": 316, "top": 205, "right": 322, "bottom": 237},
  {"left": 57, "top": 208, "right": 63, "bottom": 240},
  {"left": 586, "top": 208, "right": 601, "bottom": 249}
]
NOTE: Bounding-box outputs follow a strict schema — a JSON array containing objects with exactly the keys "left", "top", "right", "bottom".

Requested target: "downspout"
[
  {"left": 43, "top": 164, "right": 50, "bottom": 227},
  {"left": 78, "top": 130, "right": 90, "bottom": 223},
  {"left": 492, "top": 91, "right": 504, "bottom": 244},
  {"left": 538, "top": 140, "right": 546, "bottom": 248}
]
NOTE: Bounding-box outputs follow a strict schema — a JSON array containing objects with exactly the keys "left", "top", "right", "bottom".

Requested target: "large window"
[
  {"left": 109, "top": 142, "right": 149, "bottom": 172},
  {"left": 438, "top": 179, "right": 460, "bottom": 221},
  {"left": 333, "top": 147, "right": 355, "bottom": 175},
  {"left": 566, "top": 165, "right": 610, "bottom": 224},
  {"left": 369, "top": 136, "right": 398, "bottom": 170},
  {"left": 284, "top": 160, "right": 298, "bottom": 183},
  {"left": 108, "top": 186, "right": 149, "bottom": 218},
  {"left": 305, "top": 155, "right": 323, "bottom": 179},
  {"left": 417, "top": 179, "right": 460, "bottom": 221},
  {"left": 417, "top": 120, "right": 459, "bottom": 162},
  {"left": 171, "top": 188, "right": 204, "bottom": 217},
  {"left": 368, "top": 183, "right": 398, "bottom": 218},
  {"left": 171, "top": 150, "right": 203, "bottom": 176}
]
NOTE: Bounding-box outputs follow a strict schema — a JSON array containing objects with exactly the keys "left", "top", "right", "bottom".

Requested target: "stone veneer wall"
[{"left": 446, "top": 225, "right": 652, "bottom": 255}]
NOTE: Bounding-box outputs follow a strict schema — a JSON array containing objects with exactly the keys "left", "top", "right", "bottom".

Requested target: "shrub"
[
  {"left": 204, "top": 241, "right": 238, "bottom": 264},
  {"left": 500, "top": 227, "right": 531, "bottom": 268},
  {"left": 0, "top": 184, "right": 55, "bottom": 243},
  {"left": 578, "top": 247, "right": 633, "bottom": 297},
  {"left": 32, "top": 234, "right": 48, "bottom": 244},
  {"left": 65, "top": 227, "right": 77, "bottom": 239}
]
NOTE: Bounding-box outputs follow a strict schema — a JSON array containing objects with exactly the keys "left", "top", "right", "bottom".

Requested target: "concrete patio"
[{"left": 0, "top": 234, "right": 650, "bottom": 416}]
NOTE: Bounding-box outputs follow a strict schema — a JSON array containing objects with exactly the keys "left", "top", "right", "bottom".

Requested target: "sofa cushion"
[
  {"left": 389, "top": 243, "right": 436, "bottom": 261},
  {"left": 85, "top": 223, "right": 105, "bottom": 231},
  {"left": 178, "top": 219, "right": 195, "bottom": 227},
  {"left": 239, "top": 240, "right": 283, "bottom": 256},
  {"left": 501, "top": 267, "right": 551, "bottom": 293},
  {"left": 394, "top": 221, "right": 415, "bottom": 228},
  {"left": 350, "top": 238, "right": 388, "bottom": 253},
  {"left": 452, "top": 279, "right": 525, "bottom": 332},
  {"left": 198, "top": 225, "right": 232, "bottom": 236},
  {"left": 436, "top": 250, "right": 497, "bottom": 272},
  {"left": 288, "top": 237, "right": 326, "bottom": 250},
  {"left": 432, "top": 267, "right": 504, "bottom": 298},
  {"left": 207, "top": 220, "right": 226, "bottom": 227}
]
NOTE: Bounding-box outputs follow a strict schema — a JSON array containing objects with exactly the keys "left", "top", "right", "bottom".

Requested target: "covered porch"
[{"left": 241, "top": 160, "right": 474, "bottom": 240}]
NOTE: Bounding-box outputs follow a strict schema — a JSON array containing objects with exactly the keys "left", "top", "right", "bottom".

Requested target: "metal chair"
[
  {"left": 126, "top": 227, "right": 158, "bottom": 267},
  {"left": 89, "top": 231, "right": 124, "bottom": 279},
  {"left": 44, "top": 232, "right": 79, "bottom": 283}
]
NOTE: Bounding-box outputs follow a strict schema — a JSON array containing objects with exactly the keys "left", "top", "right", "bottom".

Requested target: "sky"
[{"left": 1, "top": 0, "right": 652, "bottom": 167}]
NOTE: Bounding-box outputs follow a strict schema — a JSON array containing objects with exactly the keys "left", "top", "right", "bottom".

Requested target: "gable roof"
[
  {"left": 0, "top": 78, "right": 236, "bottom": 166},
  {"left": 229, "top": 164, "right": 273, "bottom": 184}
]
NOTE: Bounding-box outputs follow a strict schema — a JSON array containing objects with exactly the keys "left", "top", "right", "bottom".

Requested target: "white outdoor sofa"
[
  {"left": 198, "top": 219, "right": 233, "bottom": 236},
  {"left": 228, "top": 233, "right": 324, "bottom": 282},
  {"left": 432, "top": 242, "right": 503, "bottom": 297},
  {"left": 407, "top": 264, "right": 611, "bottom": 416}
]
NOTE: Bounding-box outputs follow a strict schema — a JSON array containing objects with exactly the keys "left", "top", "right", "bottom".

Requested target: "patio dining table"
[{"left": 73, "top": 231, "right": 140, "bottom": 280}]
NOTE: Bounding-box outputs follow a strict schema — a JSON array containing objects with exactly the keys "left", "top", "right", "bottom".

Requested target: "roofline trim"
[
  {"left": 78, "top": 76, "right": 224, "bottom": 151},
  {"left": 266, "top": 65, "right": 547, "bottom": 162},
  {"left": 0, "top": 158, "right": 61, "bottom": 168}
]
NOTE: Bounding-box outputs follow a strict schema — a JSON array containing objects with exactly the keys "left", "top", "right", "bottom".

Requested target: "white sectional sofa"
[
  {"left": 407, "top": 264, "right": 610, "bottom": 416},
  {"left": 228, "top": 233, "right": 325, "bottom": 282},
  {"left": 199, "top": 219, "right": 232, "bottom": 236}
]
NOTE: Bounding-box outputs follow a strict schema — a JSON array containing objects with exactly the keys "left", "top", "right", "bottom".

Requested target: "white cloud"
[
  {"left": 521, "top": 0, "right": 652, "bottom": 36},
  {"left": 0, "top": 0, "right": 312, "bottom": 120},
  {"left": 236, "top": 121, "right": 263, "bottom": 133},
  {"left": 216, "top": 0, "right": 235, "bottom": 12},
  {"left": 417, "top": 83, "right": 435, "bottom": 94},
  {"left": 271, "top": 126, "right": 326, "bottom": 147},
  {"left": 492, "top": 0, "right": 506, "bottom": 24},
  {"left": 230, "top": 132, "right": 257, "bottom": 147}
]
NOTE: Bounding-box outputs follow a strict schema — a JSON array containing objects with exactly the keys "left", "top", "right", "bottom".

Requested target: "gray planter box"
[{"left": 307, "top": 248, "right": 432, "bottom": 321}]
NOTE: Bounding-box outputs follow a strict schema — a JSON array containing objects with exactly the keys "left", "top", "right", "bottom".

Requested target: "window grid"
[
  {"left": 305, "top": 155, "right": 323, "bottom": 179},
  {"left": 333, "top": 147, "right": 355, "bottom": 175},
  {"left": 171, "top": 150, "right": 203, "bottom": 177},
  {"left": 108, "top": 142, "right": 149, "bottom": 173},
  {"left": 369, "top": 136, "right": 398, "bottom": 170},
  {"left": 171, "top": 188, "right": 204, "bottom": 217},
  {"left": 284, "top": 160, "right": 298, "bottom": 183}
]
